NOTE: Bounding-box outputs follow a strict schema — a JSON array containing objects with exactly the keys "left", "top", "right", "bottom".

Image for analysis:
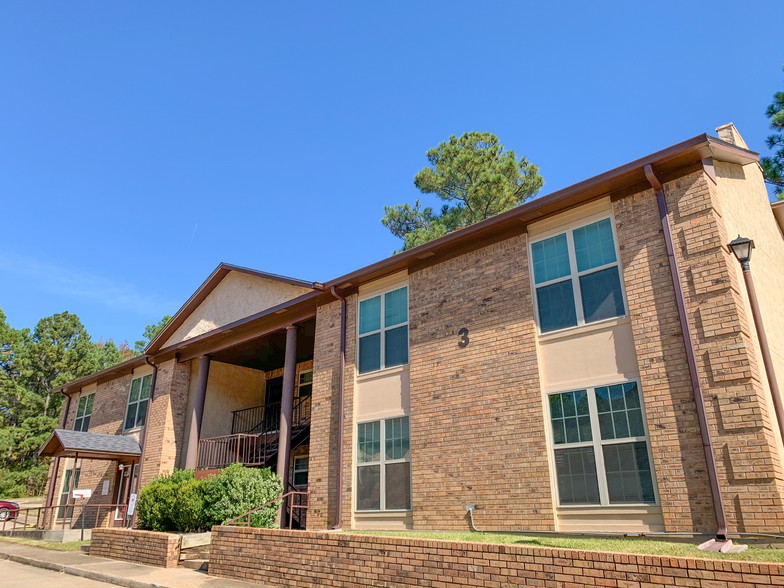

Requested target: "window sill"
[
  {"left": 556, "top": 504, "right": 660, "bottom": 513},
  {"left": 354, "top": 509, "right": 412, "bottom": 517},
  {"left": 538, "top": 315, "right": 631, "bottom": 343},
  {"left": 356, "top": 364, "right": 409, "bottom": 383}
]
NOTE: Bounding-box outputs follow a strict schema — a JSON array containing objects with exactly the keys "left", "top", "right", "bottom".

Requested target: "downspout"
[
  {"left": 328, "top": 286, "right": 347, "bottom": 530},
  {"left": 130, "top": 356, "right": 158, "bottom": 528},
  {"left": 644, "top": 164, "right": 728, "bottom": 541}
]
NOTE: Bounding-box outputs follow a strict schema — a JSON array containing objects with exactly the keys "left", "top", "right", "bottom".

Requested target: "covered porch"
[{"left": 180, "top": 316, "right": 315, "bottom": 494}]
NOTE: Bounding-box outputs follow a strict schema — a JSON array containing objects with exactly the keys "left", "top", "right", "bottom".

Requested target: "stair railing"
[{"left": 224, "top": 490, "right": 309, "bottom": 530}]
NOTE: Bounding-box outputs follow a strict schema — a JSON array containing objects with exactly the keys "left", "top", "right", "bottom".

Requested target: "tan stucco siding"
[
  {"left": 200, "top": 361, "right": 266, "bottom": 439},
  {"left": 714, "top": 160, "right": 784, "bottom": 444},
  {"left": 163, "top": 272, "right": 312, "bottom": 347}
]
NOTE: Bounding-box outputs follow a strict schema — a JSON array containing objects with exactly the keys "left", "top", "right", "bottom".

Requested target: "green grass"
[
  {"left": 348, "top": 530, "right": 784, "bottom": 563},
  {"left": 0, "top": 536, "right": 89, "bottom": 552}
]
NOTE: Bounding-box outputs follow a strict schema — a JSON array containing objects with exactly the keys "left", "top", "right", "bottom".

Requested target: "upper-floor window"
[
  {"left": 298, "top": 371, "right": 313, "bottom": 398},
  {"left": 531, "top": 217, "right": 625, "bottom": 333},
  {"left": 73, "top": 393, "right": 94, "bottom": 432},
  {"left": 358, "top": 286, "right": 408, "bottom": 374},
  {"left": 547, "top": 381, "right": 656, "bottom": 506},
  {"left": 124, "top": 374, "right": 152, "bottom": 430},
  {"left": 356, "top": 416, "right": 411, "bottom": 511}
]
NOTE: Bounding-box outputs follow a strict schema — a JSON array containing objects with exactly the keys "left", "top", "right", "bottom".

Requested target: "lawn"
[
  {"left": 0, "top": 535, "right": 88, "bottom": 552},
  {"left": 349, "top": 530, "right": 784, "bottom": 563}
]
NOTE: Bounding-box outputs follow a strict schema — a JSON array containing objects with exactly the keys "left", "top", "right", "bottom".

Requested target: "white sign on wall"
[
  {"left": 72, "top": 489, "right": 92, "bottom": 500},
  {"left": 101, "top": 480, "right": 109, "bottom": 496},
  {"left": 127, "top": 493, "right": 138, "bottom": 516}
]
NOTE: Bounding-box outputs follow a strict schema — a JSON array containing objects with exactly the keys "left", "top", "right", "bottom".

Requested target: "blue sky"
[{"left": 1, "top": 2, "right": 782, "bottom": 346}]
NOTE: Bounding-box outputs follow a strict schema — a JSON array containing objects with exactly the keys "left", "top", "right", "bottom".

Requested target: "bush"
[
  {"left": 137, "top": 469, "right": 197, "bottom": 532},
  {"left": 200, "top": 464, "right": 283, "bottom": 528},
  {"left": 136, "top": 465, "right": 282, "bottom": 532}
]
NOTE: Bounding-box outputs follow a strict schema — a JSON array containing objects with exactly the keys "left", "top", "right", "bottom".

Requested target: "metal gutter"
[{"left": 644, "top": 164, "right": 728, "bottom": 541}]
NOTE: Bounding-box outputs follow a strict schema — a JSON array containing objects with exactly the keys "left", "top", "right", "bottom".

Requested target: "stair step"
[{"left": 181, "top": 559, "right": 209, "bottom": 571}]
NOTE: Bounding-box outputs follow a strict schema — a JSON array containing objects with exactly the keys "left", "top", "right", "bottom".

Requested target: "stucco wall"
[
  {"left": 163, "top": 272, "right": 312, "bottom": 347},
  {"left": 714, "top": 160, "right": 784, "bottom": 449},
  {"left": 200, "top": 361, "right": 266, "bottom": 439}
]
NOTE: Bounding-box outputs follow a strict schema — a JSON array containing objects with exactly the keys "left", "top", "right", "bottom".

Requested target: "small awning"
[{"left": 39, "top": 429, "right": 141, "bottom": 461}]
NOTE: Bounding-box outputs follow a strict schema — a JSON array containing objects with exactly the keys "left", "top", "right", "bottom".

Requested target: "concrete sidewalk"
[{"left": 0, "top": 541, "right": 261, "bottom": 588}]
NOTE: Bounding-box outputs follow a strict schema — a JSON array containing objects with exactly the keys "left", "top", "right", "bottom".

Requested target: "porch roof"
[{"left": 39, "top": 429, "right": 141, "bottom": 461}]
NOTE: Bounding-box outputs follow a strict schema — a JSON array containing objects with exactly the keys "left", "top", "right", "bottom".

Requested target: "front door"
[
  {"left": 266, "top": 377, "right": 283, "bottom": 405},
  {"left": 113, "top": 463, "right": 138, "bottom": 524}
]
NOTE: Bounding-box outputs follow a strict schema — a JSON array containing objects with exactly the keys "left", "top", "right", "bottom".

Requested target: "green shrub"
[
  {"left": 200, "top": 464, "right": 283, "bottom": 528},
  {"left": 136, "top": 465, "right": 282, "bottom": 532},
  {"left": 136, "top": 469, "right": 196, "bottom": 532}
]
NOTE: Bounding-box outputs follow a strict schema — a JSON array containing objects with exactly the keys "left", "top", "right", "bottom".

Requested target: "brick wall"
[
  {"left": 308, "top": 296, "right": 357, "bottom": 530},
  {"left": 140, "top": 359, "right": 191, "bottom": 487},
  {"left": 90, "top": 528, "right": 180, "bottom": 568},
  {"left": 210, "top": 526, "right": 784, "bottom": 588},
  {"left": 407, "top": 235, "right": 553, "bottom": 531},
  {"left": 613, "top": 164, "right": 784, "bottom": 533}
]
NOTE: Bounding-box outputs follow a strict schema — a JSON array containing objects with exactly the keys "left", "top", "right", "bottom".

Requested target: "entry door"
[
  {"left": 114, "top": 464, "right": 138, "bottom": 522},
  {"left": 264, "top": 377, "right": 283, "bottom": 432}
]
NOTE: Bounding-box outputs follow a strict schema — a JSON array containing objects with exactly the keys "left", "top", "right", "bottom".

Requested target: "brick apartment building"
[{"left": 40, "top": 124, "right": 784, "bottom": 537}]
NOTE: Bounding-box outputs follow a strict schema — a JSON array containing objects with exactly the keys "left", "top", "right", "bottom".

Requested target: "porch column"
[
  {"left": 42, "top": 456, "right": 61, "bottom": 529},
  {"left": 184, "top": 356, "right": 211, "bottom": 470},
  {"left": 277, "top": 325, "right": 297, "bottom": 524}
]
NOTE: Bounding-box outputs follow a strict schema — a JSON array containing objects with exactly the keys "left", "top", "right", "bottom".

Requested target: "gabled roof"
[
  {"left": 39, "top": 429, "right": 142, "bottom": 460},
  {"left": 145, "top": 263, "right": 317, "bottom": 354}
]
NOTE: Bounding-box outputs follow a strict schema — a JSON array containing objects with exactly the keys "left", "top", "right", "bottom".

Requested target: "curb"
[{"left": 0, "top": 550, "right": 165, "bottom": 588}]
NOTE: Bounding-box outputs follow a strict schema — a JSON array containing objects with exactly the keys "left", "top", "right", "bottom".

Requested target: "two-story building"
[{"left": 40, "top": 124, "right": 784, "bottom": 537}]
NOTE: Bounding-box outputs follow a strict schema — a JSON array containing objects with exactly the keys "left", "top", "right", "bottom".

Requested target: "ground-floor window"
[
  {"left": 293, "top": 456, "right": 309, "bottom": 486},
  {"left": 58, "top": 466, "right": 81, "bottom": 519},
  {"left": 356, "top": 416, "right": 411, "bottom": 511},
  {"left": 547, "top": 381, "right": 656, "bottom": 506}
]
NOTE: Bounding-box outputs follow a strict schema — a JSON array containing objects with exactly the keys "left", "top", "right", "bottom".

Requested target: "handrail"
[
  {"left": 0, "top": 504, "right": 130, "bottom": 533},
  {"left": 231, "top": 396, "right": 312, "bottom": 435},
  {"left": 224, "top": 490, "right": 308, "bottom": 530}
]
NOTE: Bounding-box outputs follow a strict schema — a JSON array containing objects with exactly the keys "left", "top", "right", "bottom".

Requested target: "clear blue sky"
[{"left": 1, "top": 1, "right": 781, "bottom": 346}]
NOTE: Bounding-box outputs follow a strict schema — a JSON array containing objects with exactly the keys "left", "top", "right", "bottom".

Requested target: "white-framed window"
[
  {"left": 74, "top": 393, "right": 94, "bottom": 432},
  {"left": 124, "top": 374, "right": 152, "bottom": 430},
  {"left": 297, "top": 371, "right": 313, "bottom": 397},
  {"left": 293, "top": 456, "right": 309, "bottom": 486},
  {"left": 357, "top": 286, "right": 408, "bottom": 374},
  {"left": 58, "top": 466, "right": 80, "bottom": 519},
  {"left": 356, "top": 416, "right": 411, "bottom": 511},
  {"left": 547, "top": 381, "right": 657, "bottom": 506},
  {"left": 530, "top": 217, "right": 626, "bottom": 333}
]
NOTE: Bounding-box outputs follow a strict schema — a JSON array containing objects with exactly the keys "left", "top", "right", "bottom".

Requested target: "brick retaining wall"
[
  {"left": 90, "top": 528, "right": 181, "bottom": 568},
  {"left": 210, "top": 526, "right": 784, "bottom": 588}
]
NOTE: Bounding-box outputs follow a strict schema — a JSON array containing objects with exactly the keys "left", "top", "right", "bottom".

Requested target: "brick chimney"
[{"left": 715, "top": 123, "right": 749, "bottom": 149}]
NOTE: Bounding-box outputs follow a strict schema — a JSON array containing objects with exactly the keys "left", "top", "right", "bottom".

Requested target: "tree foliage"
[
  {"left": 0, "top": 309, "right": 129, "bottom": 497},
  {"left": 134, "top": 315, "right": 172, "bottom": 354},
  {"left": 761, "top": 72, "right": 784, "bottom": 198},
  {"left": 382, "top": 131, "right": 544, "bottom": 251}
]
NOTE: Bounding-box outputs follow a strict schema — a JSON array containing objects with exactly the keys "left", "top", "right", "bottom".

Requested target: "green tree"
[
  {"left": 382, "top": 131, "right": 544, "bottom": 251},
  {"left": 761, "top": 74, "right": 784, "bottom": 198},
  {"left": 134, "top": 315, "right": 172, "bottom": 354},
  {"left": 0, "top": 309, "right": 126, "bottom": 497}
]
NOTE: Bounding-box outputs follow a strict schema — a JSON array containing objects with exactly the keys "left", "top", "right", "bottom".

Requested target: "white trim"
[
  {"left": 292, "top": 455, "right": 309, "bottom": 487},
  {"left": 123, "top": 373, "right": 152, "bottom": 431},
  {"left": 544, "top": 379, "right": 660, "bottom": 508},
  {"left": 529, "top": 214, "right": 628, "bottom": 335}
]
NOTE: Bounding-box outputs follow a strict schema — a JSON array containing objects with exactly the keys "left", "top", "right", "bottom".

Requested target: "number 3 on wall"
[{"left": 457, "top": 328, "right": 470, "bottom": 348}]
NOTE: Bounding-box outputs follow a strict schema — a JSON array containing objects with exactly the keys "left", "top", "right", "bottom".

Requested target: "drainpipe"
[
  {"left": 328, "top": 286, "right": 347, "bottom": 530},
  {"left": 644, "top": 164, "right": 728, "bottom": 541},
  {"left": 130, "top": 356, "right": 158, "bottom": 528}
]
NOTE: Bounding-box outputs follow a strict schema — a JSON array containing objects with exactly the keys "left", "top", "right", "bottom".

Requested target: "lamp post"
[{"left": 728, "top": 235, "right": 784, "bottom": 445}]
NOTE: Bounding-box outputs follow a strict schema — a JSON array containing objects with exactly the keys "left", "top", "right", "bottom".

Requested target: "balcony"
[{"left": 197, "top": 396, "right": 311, "bottom": 471}]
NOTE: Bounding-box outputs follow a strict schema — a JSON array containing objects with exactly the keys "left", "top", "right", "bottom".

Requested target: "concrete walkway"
[{"left": 0, "top": 541, "right": 261, "bottom": 588}]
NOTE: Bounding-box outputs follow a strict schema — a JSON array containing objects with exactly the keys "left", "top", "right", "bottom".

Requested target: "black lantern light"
[{"left": 728, "top": 235, "right": 755, "bottom": 271}]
